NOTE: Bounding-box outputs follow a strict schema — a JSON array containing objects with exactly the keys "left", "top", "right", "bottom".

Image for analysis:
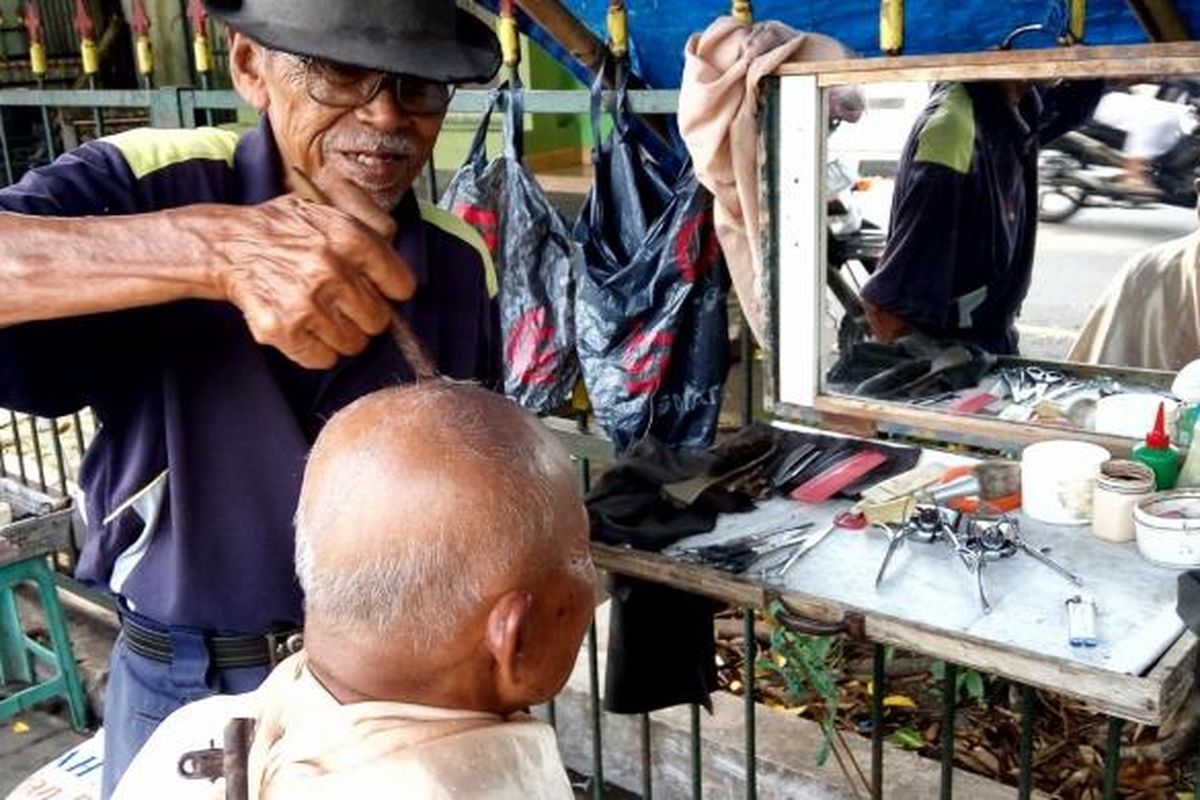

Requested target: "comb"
[
  {"left": 950, "top": 392, "right": 999, "bottom": 415},
  {"left": 789, "top": 450, "right": 890, "bottom": 504}
]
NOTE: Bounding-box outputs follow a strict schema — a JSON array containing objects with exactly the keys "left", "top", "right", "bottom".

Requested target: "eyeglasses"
[{"left": 292, "top": 55, "right": 455, "bottom": 116}]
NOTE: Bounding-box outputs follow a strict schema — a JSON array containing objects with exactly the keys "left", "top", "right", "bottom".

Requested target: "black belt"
[{"left": 121, "top": 615, "right": 303, "bottom": 669}]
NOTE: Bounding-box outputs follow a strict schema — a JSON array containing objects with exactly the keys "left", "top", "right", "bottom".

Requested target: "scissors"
[
  {"left": 1025, "top": 366, "right": 1065, "bottom": 383},
  {"left": 763, "top": 511, "right": 865, "bottom": 581},
  {"left": 1024, "top": 367, "right": 1065, "bottom": 403}
]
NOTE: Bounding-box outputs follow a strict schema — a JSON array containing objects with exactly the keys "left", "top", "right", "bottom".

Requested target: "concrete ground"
[
  {"left": 0, "top": 710, "right": 89, "bottom": 796},
  {"left": 0, "top": 588, "right": 113, "bottom": 796}
]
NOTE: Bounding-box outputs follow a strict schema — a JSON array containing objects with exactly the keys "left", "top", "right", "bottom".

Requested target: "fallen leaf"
[
  {"left": 888, "top": 727, "right": 925, "bottom": 750},
  {"left": 11, "top": 721, "right": 29, "bottom": 734},
  {"left": 883, "top": 694, "right": 917, "bottom": 709}
]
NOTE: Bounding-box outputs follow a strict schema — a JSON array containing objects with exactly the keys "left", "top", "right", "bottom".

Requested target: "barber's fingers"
[
  {"left": 298, "top": 203, "right": 415, "bottom": 303},
  {"left": 212, "top": 197, "right": 414, "bottom": 366},
  {"left": 307, "top": 289, "right": 372, "bottom": 358},
  {"left": 316, "top": 278, "right": 393, "bottom": 340},
  {"left": 287, "top": 331, "right": 341, "bottom": 371},
  {"left": 304, "top": 174, "right": 414, "bottom": 302},
  {"left": 284, "top": 202, "right": 417, "bottom": 305},
  {"left": 354, "top": 239, "right": 417, "bottom": 303},
  {"left": 316, "top": 174, "right": 399, "bottom": 241}
]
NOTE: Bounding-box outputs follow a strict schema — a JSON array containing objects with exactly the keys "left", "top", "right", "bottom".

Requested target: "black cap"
[{"left": 206, "top": 0, "right": 501, "bottom": 84}]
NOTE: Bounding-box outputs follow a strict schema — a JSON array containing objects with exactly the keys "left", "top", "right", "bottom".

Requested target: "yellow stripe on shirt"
[
  {"left": 104, "top": 127, "right": 241, "bottom": 180},
  {"left": 418, "top": 200, "right": 499, "bottom": 300}
]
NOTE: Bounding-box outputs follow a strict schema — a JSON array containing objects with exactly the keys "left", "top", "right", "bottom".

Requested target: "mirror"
[{"left": 819, "top": 75, "right": 1200, "bottom": 444}]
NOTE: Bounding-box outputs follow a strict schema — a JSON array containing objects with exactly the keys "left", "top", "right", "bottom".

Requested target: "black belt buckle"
[{"left": 265, "top": 630, "right": 304, "bottom": 667}]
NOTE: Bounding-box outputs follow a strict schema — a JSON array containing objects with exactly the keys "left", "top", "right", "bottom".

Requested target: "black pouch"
[
  {"left": 574, "top": 67, "right": 730, "bottom": 452},
  {"left": 441, "top": 77, "right": 582, "bottom": 413}
]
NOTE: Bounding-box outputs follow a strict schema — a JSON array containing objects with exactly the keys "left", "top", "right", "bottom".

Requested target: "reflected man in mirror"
[
  {"left": 861, "top": 79, "right": 1103, "bottom": 355},
  {"left": 114, "top": 383, "right": 597, "bottom": 799},
  {"left": 1069, "top": 182, "right": 1200, "bottom": 371}
]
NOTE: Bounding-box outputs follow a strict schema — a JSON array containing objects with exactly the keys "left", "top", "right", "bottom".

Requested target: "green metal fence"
[{"left": 0, "top": 84, "right": 1183, "bottom": 800}]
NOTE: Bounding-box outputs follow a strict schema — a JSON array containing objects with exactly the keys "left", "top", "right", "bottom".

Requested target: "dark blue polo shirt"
[
  {"left": 862, "top": 81, "right": 1100, "bottom": 354},
  {"left": 0, "top": 118, "right": 500, "bottom": 633}
]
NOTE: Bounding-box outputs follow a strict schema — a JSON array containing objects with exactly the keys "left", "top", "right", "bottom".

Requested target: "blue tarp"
[{"left": 477, "top": 0, "right": 1199, "bottom": 89}]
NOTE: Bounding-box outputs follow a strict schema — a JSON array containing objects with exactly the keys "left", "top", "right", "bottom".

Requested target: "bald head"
[{"left": 294, "top": 383, "right": 595, "bottom": 711}]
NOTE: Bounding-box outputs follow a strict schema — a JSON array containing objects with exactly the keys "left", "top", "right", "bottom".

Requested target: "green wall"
[{"left": 434, "top": 36, "right": 590, "bottom": 172}]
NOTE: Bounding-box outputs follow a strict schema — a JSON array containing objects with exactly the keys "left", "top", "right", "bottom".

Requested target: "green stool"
[{"left": 0, "top": 525, "right": 89, "bottom": 731}]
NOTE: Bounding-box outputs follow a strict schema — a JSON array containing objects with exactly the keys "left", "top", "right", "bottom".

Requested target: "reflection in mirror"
[{"left": 822, "top": 77, "right": 1200, "bottom": 441}]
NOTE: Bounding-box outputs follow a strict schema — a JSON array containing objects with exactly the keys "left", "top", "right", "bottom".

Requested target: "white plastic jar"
[{"left": 1022, "top": 440, "right": 1111, "bottom": 525}]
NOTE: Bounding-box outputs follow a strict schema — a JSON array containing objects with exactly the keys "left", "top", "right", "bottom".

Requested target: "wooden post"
[
  {"left": 515, "top": 0, "right": 670, "bottom": 146},
  {"left": 515, "top": 0, "right": 608, "bottom": 74},
  {"left": 1124, "top": 0, "right": 1190, "bottom": 42}
]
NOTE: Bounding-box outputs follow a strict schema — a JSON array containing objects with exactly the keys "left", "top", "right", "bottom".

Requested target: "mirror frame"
[{"left": 760, "top": 43, "right": 1200, "bottom": 456}]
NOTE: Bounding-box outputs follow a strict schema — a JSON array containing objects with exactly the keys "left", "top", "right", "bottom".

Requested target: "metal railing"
[{"left": 0, "top": 84, "right": 1188, "bottom": 800}]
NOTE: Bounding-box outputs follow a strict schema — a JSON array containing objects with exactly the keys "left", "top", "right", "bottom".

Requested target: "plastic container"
[
  {"left": 1172, "top": 359, "right": 1200, "bottom": 448},
  {"left": 1094, "top": 394, "right": 1178, "bottom": 439},
  {"left": 1021, "top": 440, "right": 1111, "bottom": 525},
  {"left": 1179, "top": 417, "right": 1200, "bottom": 488},
  {"left": 1134, "top": 489, "right": 1200, "bottom": 567},
  {"left": 1178, "top": 404, "right": 1200, "bottom": 449},
  {"left": 1132, "top": 403, "right": 1181, "bottom": 491},
  {"left": 1092, "top": 459, "right": 1155, "bottom": 542}
]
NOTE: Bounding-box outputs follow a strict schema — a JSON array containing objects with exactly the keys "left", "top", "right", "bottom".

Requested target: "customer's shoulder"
[
  {"left": 398, "top": 716, "right": 573, "bottom": 799},
  {"left": 1124, "top": 230, "right": 1200, "bottom": 278}
]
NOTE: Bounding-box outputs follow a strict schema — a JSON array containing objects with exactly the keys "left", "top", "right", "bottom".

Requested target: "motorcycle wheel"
[{"left": 1038, "top": 186, "right": 1086, "bottom": 223}]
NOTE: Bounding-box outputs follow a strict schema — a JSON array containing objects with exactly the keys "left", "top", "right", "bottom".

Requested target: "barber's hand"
[
  {"left": 203, "top": 182, "right": 412, "bottom": 370},
  {"left": 863, "top": 299, "right": 915, "bottom": 344}
]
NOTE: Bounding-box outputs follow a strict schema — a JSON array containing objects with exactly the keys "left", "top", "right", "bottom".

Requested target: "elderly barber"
[
  {"left": 861, "top": 80, "right": 1101, "bottom": 355},
  {"left": 114, "top": 383, "right": 597, "bottom": 799},
  {"left": 0, "top": 1, "right": 501, "bottom": 794}
]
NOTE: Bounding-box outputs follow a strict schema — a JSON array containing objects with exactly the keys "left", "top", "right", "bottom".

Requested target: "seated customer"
[
  {"left": 113, "top": 383, "right": 597, "bottom": 799},
  {"left": 1069, "top": 227, "right": 1200, "bottom": 371}
]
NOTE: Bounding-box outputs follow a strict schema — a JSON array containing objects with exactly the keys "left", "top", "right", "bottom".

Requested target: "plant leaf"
[
  {"left": 964, "top": 670, "right": 986, "bottom": 704},
  {"left": 889, "top": 727, "right": 926, "bottom": 750}
]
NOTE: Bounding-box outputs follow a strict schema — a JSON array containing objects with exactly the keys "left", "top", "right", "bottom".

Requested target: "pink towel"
[{"left": 679, "top": 17, "right": 856, "bottom": 342}]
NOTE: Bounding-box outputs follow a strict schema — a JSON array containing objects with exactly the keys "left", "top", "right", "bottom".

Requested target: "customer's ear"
[
  {"left": 485, "top": 590, "right": 534, "bottom": 706},
  {"left": 228, "top": 32, "right": 271, "bottom": 112}
]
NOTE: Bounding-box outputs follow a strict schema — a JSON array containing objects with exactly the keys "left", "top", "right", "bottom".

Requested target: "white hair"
[{"left": 293, "top": 383, "right": 581, "bottom": 654}]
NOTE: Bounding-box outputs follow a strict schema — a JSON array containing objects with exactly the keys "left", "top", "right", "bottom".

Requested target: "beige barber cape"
[
  {"left": 112, "top": 653, "right": 574, "bottom": 800},
  {"left": 1068, "top": 231, "right": 1200, "bottom": 371},
  {"left": 678, "top": 16, "right": 853, "bottom": 343}
]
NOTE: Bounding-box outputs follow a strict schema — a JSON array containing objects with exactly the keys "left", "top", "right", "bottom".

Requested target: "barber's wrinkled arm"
[{"left": 0, "top": 193, "right": 415, "bottom": 370}]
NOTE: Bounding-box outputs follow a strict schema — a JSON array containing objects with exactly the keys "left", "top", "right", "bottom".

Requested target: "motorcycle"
[
  {"left": 1038, "top": 90, "right": 1200, "bottom": 223},
  {"left": 825, "top": 157, "right": 887, "bottom": 352}
]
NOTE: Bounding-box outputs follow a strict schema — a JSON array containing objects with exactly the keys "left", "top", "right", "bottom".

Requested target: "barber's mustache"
[{"left": 325, "top": 134, "right": 420, "bottom": 157}]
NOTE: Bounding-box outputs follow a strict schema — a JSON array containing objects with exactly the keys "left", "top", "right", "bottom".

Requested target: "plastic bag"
[
  {"left": 574, "top": 69, "right": 730, "bottom": 453},
  {"left": 441, "top": 79, "right": 582, "bottom": 413}
]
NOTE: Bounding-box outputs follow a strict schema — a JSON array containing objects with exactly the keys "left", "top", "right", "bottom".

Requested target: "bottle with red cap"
[{"left": 1132, "top": 402, "right": 1181, "bottom": 490}]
